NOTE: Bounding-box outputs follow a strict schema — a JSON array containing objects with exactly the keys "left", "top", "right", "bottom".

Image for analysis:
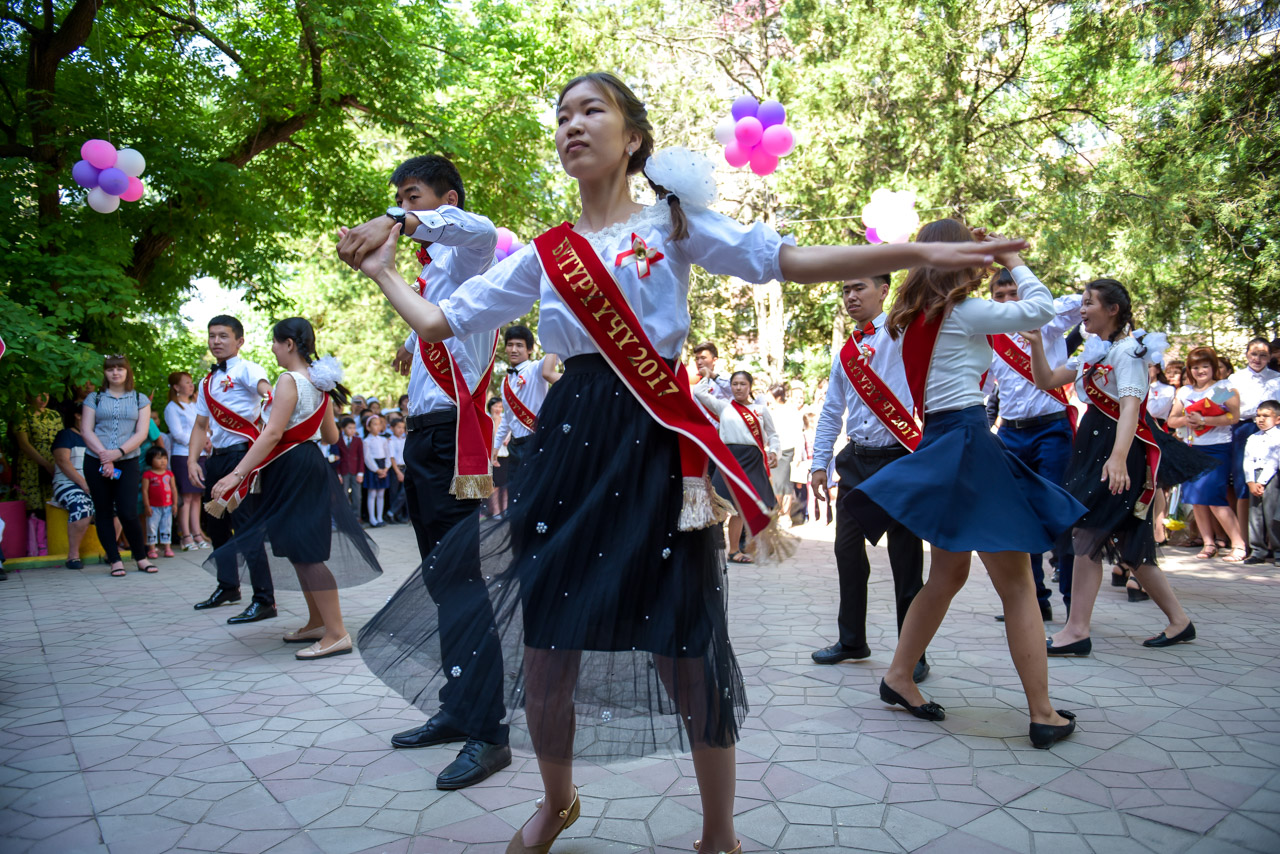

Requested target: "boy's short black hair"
[
  {"left": 693, "top": 341, "right": 718, "bottom": 358},
  {"left": 504, "top": 325, "right": 535, "bottom": 349},
  {"left": 209, "top": 315, "right": 244, "bottom": 339},
  {"left": 391, "top": 155, "right": 466, "bottom": 210},
  {"left": 145, "top": 445, "right": 168, "bottom": 466},
  {"left": 990, "top": 268, "right": 1015, "bottom": 289},
  {"left": 339, "top": 416, "right": 356, "bottom": 429},
  {"left": 1259, "top": 399, "right": 1280, "bottom": 415}
]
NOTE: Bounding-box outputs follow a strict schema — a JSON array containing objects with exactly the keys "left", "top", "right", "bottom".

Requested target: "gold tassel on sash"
[
  {"left": 752, "top": 512, "right": 799, "bottom": 566},
  {"left": 450, "top": 473, "right": 494, "bottom": 500},
  {"left": 679, "top": 476, "right": 730, "bottom": 531}
]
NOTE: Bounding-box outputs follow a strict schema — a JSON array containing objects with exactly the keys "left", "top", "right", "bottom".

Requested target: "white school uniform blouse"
[
  {"left": 494, "top": 356, "right": 552, "bottom": 447},
  {"left": 438, "top": 201, "right": 788, "bottom": 360},
  {"left": 1147, "top": 381, "right": 1176, "bottom": 420},
  {"left": 987, "top": 293, "right": 1082, "bottom": 421},
  {"left": 195, "top": 355, "right": 269, "bottom": 448},
  {"left": 1071, "top": 336, "right": 1148, "bottom": 404},
  {"left": 1228, "top": 366, "right": 1280, "bottom": 419},
  {"left": 363, "top": 433, "right": 391, "bottom": 470},
  {"left": 921, "top": 267, "right": 1055, "bottom": 414},
  {"left": 812, "top": 311, "right": 914, "bottom": 470},
  {"left": 1176, "top": 381, "right": 1236, "bottom": 445},
  {"left": 1244, "top": 427, "right": 1280, "bottom": 484},
  {"left": 164, "top": 400, "right": 197, "bottom": 456},
  {"left": 402, "top": 205, "right": 500, "bottom": 417},
  {"left": 693, "top": 392, "right": 781, "bottom": 455}
]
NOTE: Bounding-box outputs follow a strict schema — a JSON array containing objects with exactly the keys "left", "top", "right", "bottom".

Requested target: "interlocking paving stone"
[{"left": 1, "top": 522, "right": 1278, "bottom": 851}]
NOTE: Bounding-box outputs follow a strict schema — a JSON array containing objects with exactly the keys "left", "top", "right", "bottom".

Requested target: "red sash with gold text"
[
  {"left": 838, "top": 335, "right": 921, "bottom": 452},
  {"left": 732, "top": 401, "right": 770, "bottom": 476},
  {"left": 503, "top": 374, "right": 539, "bottom": 432},
  {"left": 988, "top": 333, "right": 1078, "bottom": 434},
  {"left": 532, "top": 223, "right": 772, "bottom": 536},
  {"left": 417, "top": 274, "right": 500, "bottom": 498},
  {"left": 1083, "top": 372, "right": 1161, "bottom": 517},
  {"left": 900, "top": 312, "right": 944, "bottom": 419}
]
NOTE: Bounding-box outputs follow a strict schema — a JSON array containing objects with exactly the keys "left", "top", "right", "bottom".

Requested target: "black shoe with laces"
[{"left": 435, "top": 738, "right": 512, "bottom": 790}]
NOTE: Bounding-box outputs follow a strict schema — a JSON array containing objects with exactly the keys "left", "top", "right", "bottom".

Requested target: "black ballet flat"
[
  {"left": 879, "top": 679, "right": 945, "bottom": 721},
  {"left": 1142, "top": 622, "right": 1195, "bottom": 647},
  {"left": 1029, "top": 709, "right": 1076, "bottom": 749},
  {"left": 1046, "top": 637, "right": 1092, "bottom": 656}
]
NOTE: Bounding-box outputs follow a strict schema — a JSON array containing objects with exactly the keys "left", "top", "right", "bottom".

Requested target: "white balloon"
[
  {"left": 88, "top": 187, "right": 121, "bottom": 213},
  {"left": 114, "top": 148, "right": 146, "bottom": 178},
  {"left": 714, "top": 116, "right": 737, "bottom": 146},
  {"left": 870, "top": 187, "right": 895, "bottom": 204}
]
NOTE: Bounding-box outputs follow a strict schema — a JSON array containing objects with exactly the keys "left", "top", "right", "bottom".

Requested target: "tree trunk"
[{"left": 751, "top": 278, "right": 785, "bottom": 381}]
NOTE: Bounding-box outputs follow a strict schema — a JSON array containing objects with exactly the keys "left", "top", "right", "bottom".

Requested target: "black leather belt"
[
  {"left": 509, "top": 435, "right": 533, "bottom": 446},
  {"left": 210, "top": 442, "right": 249, "bottom": 456},
  {"left": 850, "top": 441, "right": 905, "bottom": 458},
  {"left": 1003, "top": 410, "right": 1068, "bottom": 430},
  {"left": 406, "top": 410, "right": 456, "bottom": 432}
]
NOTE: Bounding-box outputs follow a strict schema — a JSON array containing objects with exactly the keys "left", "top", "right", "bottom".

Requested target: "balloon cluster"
[
  {"left": 861, "top": 189, "right": 921, "bottom": 244},
  {"left": 494, "top": 227, "right": 524, "bottom": 262},
  {"left": 73, "top": 139, "right": 146, "bottom": 213},
  {"left": 714, "top": 96, "right": 796, "bottom": 177}
]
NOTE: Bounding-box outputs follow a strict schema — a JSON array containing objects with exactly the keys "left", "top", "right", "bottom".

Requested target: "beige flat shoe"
[
  {"left": 506, "top": 787, "right": 579, "bottom": 854},
  {"left": 283, "top": 626, "right": 326, "bottom": 644},
  {"left": 295, "top": 634, "right": 352, "bottom": 660}
]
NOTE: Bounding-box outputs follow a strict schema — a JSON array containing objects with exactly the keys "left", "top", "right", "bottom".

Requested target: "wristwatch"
[{"left": 385, "top": 206, "right": 408, "bottom": 230}]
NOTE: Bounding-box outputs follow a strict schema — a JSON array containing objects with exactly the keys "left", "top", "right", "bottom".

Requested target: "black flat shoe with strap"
[{"left": 879, "top": 679, "right": 945, "bottom": 721}]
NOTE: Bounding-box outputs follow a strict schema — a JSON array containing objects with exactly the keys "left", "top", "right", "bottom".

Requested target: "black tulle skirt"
[
  {"left": 202, "top": 442, "right": 383, "bottom": 591},
  {"left": 712, "top": 443, "right": 777, "bottom": 510},
  {"left": 357, "top": 355, "right": 744, "bottom": 762},
  {"left": 1064, "top": 407, "right": 1218, "bottom": 566}
]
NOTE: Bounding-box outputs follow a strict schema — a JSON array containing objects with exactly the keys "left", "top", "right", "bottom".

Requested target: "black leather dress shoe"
[
  {"left": 913, "top": 659, "right": 930, "bottom": 684},
  {"left": 436, "top": 739, "right": 512, "bottom": 790},
  {"left": 1242, "top": 556, "right": 1268, "bottom": 566},
  {"left": 194, "top": 587, "right": 241, "bottom": 610},
  {"left": 390, "top": 716, "right": 468, "bottom": 749},
  {"left": 227, "top": 601, "right": 277, "bottom": 624},
  {"left": 810, "top": 642, "right": 871, "bottom": 665}
]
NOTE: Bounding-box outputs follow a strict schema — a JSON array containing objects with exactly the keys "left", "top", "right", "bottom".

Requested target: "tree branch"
[
  {"left": 0, "top": 13, "right": 38, "bottom": 34},
  {"left": 48, "top": 0, "right": 106, "bottom": 65},
  {"left": 294, "top": 0, "right": 323, "bottom": 101},
  {"left": 148, "top": 3, "right": 242, "bottom": 65},
  {"left": 0, "top": 142, "right": 36, "bottom": 157}
]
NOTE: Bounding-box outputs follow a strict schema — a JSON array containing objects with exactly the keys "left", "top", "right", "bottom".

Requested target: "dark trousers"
[
  {"left": 386, "top": 470, "right": 407, "bottom": 521},
  {"left": 404, "top": 418, "right": 508, "bottom": 744},
  {"left": 84, "top": 456, "right": 147, "bottom": 565},
  {"left": 833, "top": 443, "right": 925, "bottom": 652},
  {"left": 505, "top": 435, "right": 533, "bottom": 488},
  {"left": 1248, "top": 477, "right": 1280, "bottom": 558},
  {"left": 998, "top": 418, "right": 1075, "bottom": 606},
  {"left": 202, "top": 449, "right": 274, "bottom": 605}
]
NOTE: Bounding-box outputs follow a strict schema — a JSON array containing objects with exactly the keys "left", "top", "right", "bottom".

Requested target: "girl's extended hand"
[
  {"left": 1101, "top": 455, "right": 1130, "bottom": 495},
  {"left": 211, "top": 474, "right": 240, "bottom": 502},
  {"left": 923, "top": 238, "right": 1027, "bottom": 272}
]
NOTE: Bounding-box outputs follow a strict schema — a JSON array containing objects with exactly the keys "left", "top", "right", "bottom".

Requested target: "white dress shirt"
[
  {"left": 363, "top": 433, "right": 391, "bottom": 470},
  {"left": 388, "top": 433, "right": 407, "bottom": 465},
  {"left": 196, "top": 355, "right": 268, "bottom": 448},
  {"left": 1072, "top": 336, "right": 1148, "bottom": 403},
  {"left": 439, "top": 201, "right": 789, "bottom": 360},
  {"left": 494, "top": 356, "right": 551, "bottom": 447},
  {"left": 988, "top": 293, "right": 1081, "bottom": 421},
  {"left": 1147, "top": 381, "right": 1176, "bottom": 420},
  {"left": 921, "top": 267, "right": 1055, "bottom": 414},
  {"left": 1228, "top": 366, "right": 1280, "bottom": 419},
  {"left": 164, "top": 400, "right": 197, "bottom": 456},
  {"left": 812, "top": 311, "right": 915, "bottom": 471},
  {"left": 1244, "top": 427, "right": 1280, "bottom": 484},
  {"left": 694, "top": 392, "right": 781, "bottom": 455},
  {"left": 1176, "top": 381, "right": 1236, "bottom": 445},
  {"left": 403, "top": 205, "right": 500, "bottom": 417}
]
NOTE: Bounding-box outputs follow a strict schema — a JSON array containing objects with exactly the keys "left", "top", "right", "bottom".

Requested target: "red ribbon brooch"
[
  {"left": 219, "top": 375, "right": 236, "bottom": 392},
  {"left": 615, "top": 233, "right": 664, "bottom": 279}
]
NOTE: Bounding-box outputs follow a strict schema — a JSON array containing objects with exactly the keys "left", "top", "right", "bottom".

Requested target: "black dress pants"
[
  {"left": 84, "top": 455, "right": 147, "bottom": 565},
  {"left": 404, "top": 417, "right": 508, "bottom": 744},
  {"left": 833, "top": 443, "right": 925, "bottom": 651},
  {"left": 202, "top": 448, "right": 274, "bottom": 605}
]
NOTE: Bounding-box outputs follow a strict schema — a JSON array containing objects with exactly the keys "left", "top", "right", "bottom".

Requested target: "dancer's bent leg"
[
  {"left": 1051, "top": 529, "right": 1102, "bottom": 646},
  {"left": 883, "top": 546, "right": 969, "bottom": 706},
  {"left": 521, "top": 647, "right": 580, "bottom": 846},
  {"left": 293, "top": 562, "right": 346, "bottom": 645},
  {"left": 1130, "top": 563, "right": 1191, "bottom": 638}
]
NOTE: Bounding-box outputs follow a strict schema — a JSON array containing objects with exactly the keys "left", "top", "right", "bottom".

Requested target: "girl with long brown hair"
[{"left": 849, "top": 218, "right": 1084, "bottom": 749}]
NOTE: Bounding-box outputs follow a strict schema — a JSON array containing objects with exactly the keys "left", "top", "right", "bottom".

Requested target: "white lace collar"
[{"left": 579, "top": 201, "right": 672, "bottom": 252}]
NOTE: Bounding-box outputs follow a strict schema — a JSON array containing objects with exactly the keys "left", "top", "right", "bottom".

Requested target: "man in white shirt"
[
  {"left": 341, "top": 155, "right": 510, "bottom": 789},
  {"left": 188, "top": 315, "right": 276, "bottom": 624},
  {"left": 692, "top": 341, "right": 732, "bottom": 422},
  {"left": 1230, "top": 338, "right": 1280, "bottom": 546},
  {"left": 492, "top": 325, "right": 558, "bottom": 484},
  {"left": 810, "top": 276, "right": 928, "bottom": 683},
  {"left": 986, "top": 270, "right": 1082, "bottom": 621}
]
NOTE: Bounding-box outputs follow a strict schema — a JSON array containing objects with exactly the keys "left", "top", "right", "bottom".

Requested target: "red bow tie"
[
  {"left": 416, "top": 245, "right": 431, "bottom": 267},
  {"left": 851, "top": 321, "right": 876, "bottom": 342}
]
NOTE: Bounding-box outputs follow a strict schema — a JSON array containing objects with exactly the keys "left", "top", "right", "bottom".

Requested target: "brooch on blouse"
[{"left": 615, "top": 233, "right": 664, "bottom": 279}]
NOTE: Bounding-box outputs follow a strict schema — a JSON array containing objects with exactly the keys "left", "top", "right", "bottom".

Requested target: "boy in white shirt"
[{"left": 1243, "top": 399, "right": 1280, "bottom": 565}]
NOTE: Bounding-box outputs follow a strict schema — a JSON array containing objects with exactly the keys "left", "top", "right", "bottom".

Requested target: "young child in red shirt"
[{"left": 142, "top": 447, "right": 177, "bottom": 558}]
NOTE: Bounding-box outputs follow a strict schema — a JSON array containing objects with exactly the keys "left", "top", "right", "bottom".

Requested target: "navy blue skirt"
[
  {"left": 850, "top": 406, "right": 1086, "bottom": 554},
  {"left": 1232, "top": 420, "right": 1259, "bottom": 496},
  {"left": 1182, "top": 441, "right": 1232, "bottom": 506}
]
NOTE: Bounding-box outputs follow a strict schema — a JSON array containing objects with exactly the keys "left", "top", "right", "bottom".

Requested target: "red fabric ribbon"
[{"left": 614, "top": 233, "right": 665, "bottom": 279}]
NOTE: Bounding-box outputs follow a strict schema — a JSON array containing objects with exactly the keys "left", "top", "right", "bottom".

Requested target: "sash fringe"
[
  {"left": 752, "top": 513, "right": 798, "bottom": 566},
  {"left": 450, "top": 473, "right": 494, "bottom": 500},
  {"left": 678, "top": 476, "right": 729, "bottom": 531}
]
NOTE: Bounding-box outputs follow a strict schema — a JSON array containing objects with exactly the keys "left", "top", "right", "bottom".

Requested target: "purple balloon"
[
  {"left": 98, "top": 167, "right": 129, "bottom": 196},
  {"left": 757, "top": 100, "right": 787, "bottom": 128},
  {"left": 730, "top": 95, "right": 759, "bottom": 121},
  {"left": 72, "top": 159, "right": 100, "bottom": 189}
]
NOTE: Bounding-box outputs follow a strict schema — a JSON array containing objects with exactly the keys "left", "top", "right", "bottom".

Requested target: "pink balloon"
[
  {"left": 495, "top": 227, "right": 515, "bottom": 252},
  {"left": 760, "top": 125, "right": 795, "bottom": 157},
  {"left": 724, "top": 141, "right": 752, "bottom": 168},
  {"left": 749, "top": 148, "right": 779, "bottom": 177},
  {"left": 80, "top": 139, "right": 117, "bottom": 170},
  {"left": 757, "top": 100, "right": 787, "bottom": 128},
  {"left": 120, "top": 176, "right": 145, "bottom": 202},
  {"left": 734, "top": 116, "right": 763, "bottom": 148},
  {"left": 865, "top": 227, "right": 882, "bottom": 244}
]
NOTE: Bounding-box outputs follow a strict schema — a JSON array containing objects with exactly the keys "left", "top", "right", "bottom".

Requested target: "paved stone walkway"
[{"left": 1, "top": 520, "right": 1278, "bottom": 854}]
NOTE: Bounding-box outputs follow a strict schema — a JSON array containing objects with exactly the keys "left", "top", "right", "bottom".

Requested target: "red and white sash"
[
  {"left": 503, "top": 372, "right": 539, "bottom": 432},
  {"left": 732, "top": 401, "right": 770, "bottom": 476},
  {"left": 532, "top": 223, "right": 773, "bottom": 537},
  {"left": 417, "top": 274, "right": 501, "bottom": 499},
  {"left": 838, "top": 334, "right": 921, "bottom": 452},
  {"left": 203, "top": 374, "right": 327, "bottom": 516},
  {"left": 1083, "top": 372, "right": 1161, "bottom": 517},
  {"left": 900, "top": 312, "right": 945, "bottom": 420},
  {"left": 988, "top": 333, "right": 1078, "bottom": 434}
]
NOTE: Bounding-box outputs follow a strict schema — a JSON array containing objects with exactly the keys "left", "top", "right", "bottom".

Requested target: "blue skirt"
[
  {"left": 1182, "top": 441, "right": 1232, "bottom": 506},
  {"left": 849, "top": 406, "right": 1086, "bottom": 554},
  {"left": 1232, "top": 420, "right": 1259, "bottom": 496}
]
